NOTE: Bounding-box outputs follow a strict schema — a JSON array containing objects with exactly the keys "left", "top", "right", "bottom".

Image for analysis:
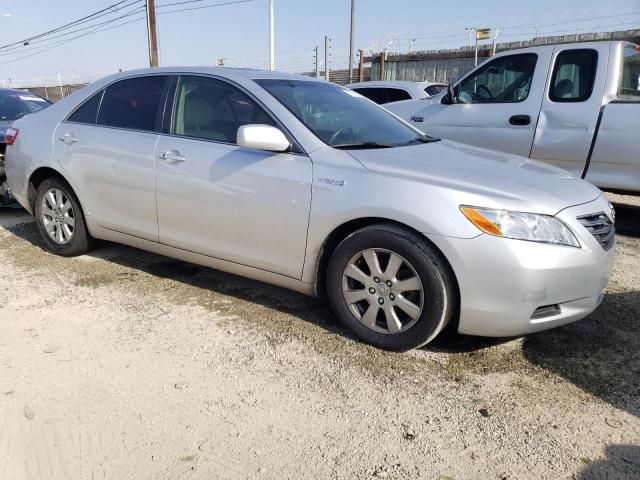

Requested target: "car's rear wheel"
[
  {"left": 34, "top": 177, "right": 92, "bottom": 256},
  {"left": 327, "top": 224, "right": 456, "bottom": 351}
]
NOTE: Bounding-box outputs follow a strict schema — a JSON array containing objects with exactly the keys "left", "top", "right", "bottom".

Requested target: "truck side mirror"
[{"left": 442, "top": 83, "right": 456, "bottom": 105}]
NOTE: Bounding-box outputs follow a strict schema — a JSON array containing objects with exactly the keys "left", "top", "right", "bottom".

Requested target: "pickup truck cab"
[{"left": 386, "top": 41, "right": 640, "bottom": 192}]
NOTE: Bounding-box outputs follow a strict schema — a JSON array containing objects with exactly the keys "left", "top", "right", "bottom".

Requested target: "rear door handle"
[
  {"left": 158, "top": 150, "right": 186, "bottom": 164},
  {"left": 58, "top": 133, "right": 78, "bottom": 144},
  {"left": 509, "top": 115, "right": 531, "bottom": 126}
]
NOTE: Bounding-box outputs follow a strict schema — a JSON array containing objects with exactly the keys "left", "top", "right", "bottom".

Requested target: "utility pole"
[
  {"left": 57, "top": 71, "right": 64, "bottom": 98},
  {"left": 358, "top": 49, "right": 365, "bottom": 82},
  {"left": 324, "top": 36, "right": 330, "bottom": 82},
  {"left": 146, "top": 0, "right": 159, "bottom": 67},
  {"left": 315, "top": 46, "right": 320, "bottom": 78},
  {"left": 269, "top": 0, "right": 275, "bottom": 70},
  {"left": 475, "top": 32, "right": 478, "bottom": 66},
  {"left": 348, "top": 0, "right": 355, "bottom": 83},
  {"left": 491, "top": 28, "right": 500, "bottom": 56}
]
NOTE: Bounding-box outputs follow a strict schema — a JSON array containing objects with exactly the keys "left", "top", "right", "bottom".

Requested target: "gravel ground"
[{"left": 0, "top": 202, "right": 638, "bottom": 480}]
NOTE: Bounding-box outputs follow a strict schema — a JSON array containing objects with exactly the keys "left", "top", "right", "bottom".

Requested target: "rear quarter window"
[
  {"left": 67, "top": 91, "right": 103, "bottom": 124},
  {"left": 619, "top": 43, "right": 640, "bottom": 100}
]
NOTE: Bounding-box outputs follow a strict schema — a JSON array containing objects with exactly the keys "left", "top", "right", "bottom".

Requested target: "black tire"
[
  {"left": 34, "top": 177, "right": 92, "bottom": 256},
  {"left": 326, "top": 223, "right": 457, "bottom": 351}
]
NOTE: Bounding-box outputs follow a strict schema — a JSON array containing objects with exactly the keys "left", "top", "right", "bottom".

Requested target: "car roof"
[
  {"left": 0, "top": 87, "right": 39, "bottom": 96},
  {"left": 347, "top": 81, "right": 427, "bottom": 89},
  {"left": 101, "top": 66, "right": 325, "bottom": 84}
]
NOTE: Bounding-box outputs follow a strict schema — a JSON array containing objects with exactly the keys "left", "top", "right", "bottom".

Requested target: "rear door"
[
  {"left": 53, "top": 75, "right": 169, "bottom": 241},
  {"left": 421, "top": 49, "right": 552, "bottom": 157},
  {"left": 154, "top": 75, "right": 312, "bottom": 279},
  {"left": 586, "top": 42, "right": 640, "bottom": 191},
  {"left": 530, "top": 44, "right": 609, "bottom": 176}
]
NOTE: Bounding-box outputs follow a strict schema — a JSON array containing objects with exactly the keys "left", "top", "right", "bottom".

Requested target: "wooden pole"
[
  {"left": 146, "top": 0, "right": 159, "bottom": 67},
  {"left": 358, "top": 49, "right": 364, "bottom": 82}
]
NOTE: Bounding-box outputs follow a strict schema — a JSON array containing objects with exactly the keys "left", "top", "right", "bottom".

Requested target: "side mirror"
[
  {"left": 237, "top": 124, "right": 290, "bottom": 152},
  {"left": 442, "top": 83, "right": 457, "bottom": 105}
]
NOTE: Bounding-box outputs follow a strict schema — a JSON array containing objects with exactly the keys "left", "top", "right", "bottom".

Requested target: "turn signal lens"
[
  {"left": 460, "top": 206, "right": 580, "bottom": 247},
  {"left": 5, "top": 127, "right": 19, "bottom": 145},
  {"left": 460, "top": 207, "right": 503, "bottom": 236}
]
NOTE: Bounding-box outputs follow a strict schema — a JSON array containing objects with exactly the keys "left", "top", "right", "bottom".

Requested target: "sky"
[{"left": 0, "top": 0, "right": 639, "bottom": 86}]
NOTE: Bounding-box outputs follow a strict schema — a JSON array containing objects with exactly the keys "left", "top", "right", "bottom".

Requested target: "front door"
[
  {"left": 530, "top": 44, "right": 609, "bottom": 176},
  {"left": 423, "top": 50, "right": 552, "bottom": 157},
  {"left": 154, "top": 75, "right": 312, "bottom": 279}
]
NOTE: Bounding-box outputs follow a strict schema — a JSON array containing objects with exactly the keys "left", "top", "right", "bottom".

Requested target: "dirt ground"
[{"left": 0, "top": 198, "right": 638, "bottom": 480}]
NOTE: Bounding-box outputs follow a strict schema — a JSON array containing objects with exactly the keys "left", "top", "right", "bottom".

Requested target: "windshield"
[
  {"left": 256, "top": 79, "right": 433, "bottom": 148},
  {"left": 0, "top": 93, "right": 50, "bottom": 121},
  {"left": 619, "top": 43, "right": 640, "bottom": 100}
]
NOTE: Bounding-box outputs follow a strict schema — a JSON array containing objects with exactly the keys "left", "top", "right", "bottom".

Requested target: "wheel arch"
[
  {"left": 313, "top": 217, "right": 460, "bottom": 319},
  {"left": 28, "top": 167, "right": 88, "bottom": 220}
]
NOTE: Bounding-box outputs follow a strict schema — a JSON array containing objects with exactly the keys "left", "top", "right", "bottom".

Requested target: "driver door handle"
[
  {"left": 158, "top": 150, "right": 186, "bottom": 164},
  {"left": 58, "top": 133, "right": 78, "bottom": 145},
  {"left": 509, "top": 115, "right": 531, "bottom": 126}
]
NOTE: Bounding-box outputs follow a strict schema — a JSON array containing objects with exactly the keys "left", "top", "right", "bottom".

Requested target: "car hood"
[{"left": 348, "top": 140, "right": 602, "bottom": 215}]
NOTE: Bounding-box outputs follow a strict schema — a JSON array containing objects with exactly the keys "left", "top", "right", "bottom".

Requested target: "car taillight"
[{"left": 5, "top": 127, "right": 19, "bottom": 145}]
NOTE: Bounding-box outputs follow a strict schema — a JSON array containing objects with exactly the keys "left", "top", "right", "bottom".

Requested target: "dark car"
[{"left": 0, "top": 88, "right": 51, "bottom": 204}]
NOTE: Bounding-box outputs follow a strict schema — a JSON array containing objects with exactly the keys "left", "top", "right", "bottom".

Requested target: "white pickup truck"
[{"left": 386, "top": 41, "right": 640, "bottom": 193}]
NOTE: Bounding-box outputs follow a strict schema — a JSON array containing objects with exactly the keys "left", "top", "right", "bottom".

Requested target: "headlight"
[{"left": 460, "top": 206, "right": 580, "bottom": 247}]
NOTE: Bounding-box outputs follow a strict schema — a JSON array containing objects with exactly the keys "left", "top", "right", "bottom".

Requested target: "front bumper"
[{"left": 426, "top": 196, "right": 616, "bottom": 337}]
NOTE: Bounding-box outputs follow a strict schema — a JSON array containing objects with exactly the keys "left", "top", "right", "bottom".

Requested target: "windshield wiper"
[
  {"left": 333, "top": 142, "right": 393, "bottom": 150},
  {"left": 406, "top": 135, "right": 441, "bottom": 145}
]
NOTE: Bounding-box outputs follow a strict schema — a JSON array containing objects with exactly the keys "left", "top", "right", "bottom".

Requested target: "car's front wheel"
[
  {"left": 34, "top": 177, "right": 92, "bottom": 256},
  {"left": 327, "top": 224, "right": 457, "bottom": 351}
]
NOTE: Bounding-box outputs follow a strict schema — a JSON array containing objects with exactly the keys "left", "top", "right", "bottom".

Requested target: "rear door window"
[
  {"left": 619, "top": 43, "right": 640, "bottom": 100},
  {"left": 549, "top": 49, "right": 598, "bottom": 102},
  {"left": 172, "top": 75, "right": 275, "bottom": 144},
  {"left": 97, "top": 76, "right": 168, "bottom": 132}
]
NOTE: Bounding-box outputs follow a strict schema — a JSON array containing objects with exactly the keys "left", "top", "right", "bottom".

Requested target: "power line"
[
  {"left": 0, "top": 15, "right": 145, "bottom": 67},
  {"left": 0, "top": 0, "right": 256, "bottom": 66},
  {"left": 0, "top": 3, "right": 146, "bottom": 55},
  {"left": 0, "top": 0, "right": 142, "bottom": 51},
  {"left": 157, "top": 0, "right": 255, "bottom": 15}
]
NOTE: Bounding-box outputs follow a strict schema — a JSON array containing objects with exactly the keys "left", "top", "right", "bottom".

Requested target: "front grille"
[{"left": 577, "top": 212, "right": 615, "bottom": 251}]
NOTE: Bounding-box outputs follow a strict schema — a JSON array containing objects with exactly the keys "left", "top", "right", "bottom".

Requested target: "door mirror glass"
[{"left": 237, "top": 124, "right": 290, "bottom": 152}]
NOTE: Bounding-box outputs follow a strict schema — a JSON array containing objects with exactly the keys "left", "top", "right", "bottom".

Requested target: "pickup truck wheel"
[
  {"left": 327, "top": 224, "right": 456, "bottom": 351},
  {"left": 34, "top": 178, "right": 92, "bottom": 256}
]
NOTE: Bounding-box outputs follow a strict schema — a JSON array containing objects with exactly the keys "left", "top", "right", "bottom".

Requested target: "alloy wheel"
[
  {"left": 341, "top": 248, "right": 424, "bottom": 334},
  {"left": 41, "top": 188, "right": 75, "bottom": 245}
]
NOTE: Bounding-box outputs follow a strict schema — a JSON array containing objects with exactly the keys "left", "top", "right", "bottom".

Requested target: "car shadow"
[
  {"left": 2, "top": 207, "right": 639, "bottom": 419},
  {"left": 611, "top": 202, "right": 640, "bottom": 238},
  {"left": 522, "top": 290, "right": 640, "bottom": 417},
  {"left": 576, "top": 444, "right": 640, "bottom": 479}
]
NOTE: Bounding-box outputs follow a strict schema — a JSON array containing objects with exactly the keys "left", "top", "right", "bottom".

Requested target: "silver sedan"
[{"left": 5, "top": 68, "right": 616, "bottom": 351}]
